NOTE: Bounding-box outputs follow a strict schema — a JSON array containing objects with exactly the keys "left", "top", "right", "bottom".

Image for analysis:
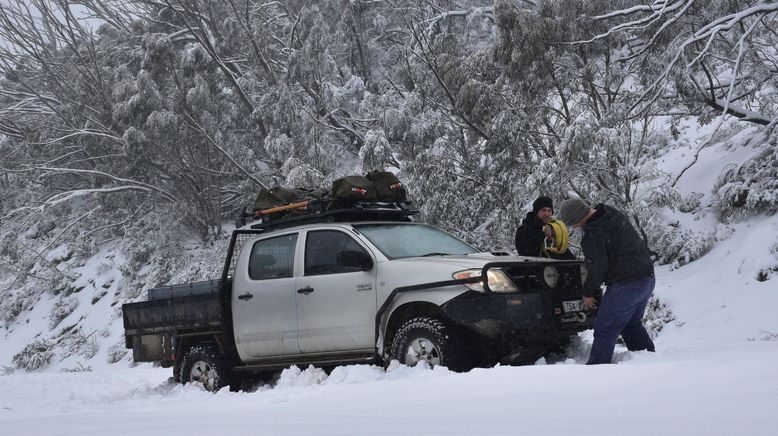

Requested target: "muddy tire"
[
  {"left": 180, "top": 345, "right": 231, "bottom": 392},
  {"left": 389, "top": 317, "right": 470, "bottom": 371}
]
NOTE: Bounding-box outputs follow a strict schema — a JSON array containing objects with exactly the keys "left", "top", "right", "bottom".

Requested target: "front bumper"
[
  {"left": 441, "top": 291, "right": 595, "bottom": 339},
  {"left": 375, "top": 260, "right": 596, "bottom": 355}
]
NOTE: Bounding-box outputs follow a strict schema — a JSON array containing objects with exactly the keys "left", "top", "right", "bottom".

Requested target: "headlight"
[
  {"left": 453, "top": 269, "right": 518, "bottom": 293},
  {"left": 543, "top": 266, "right": 559, "bottom": 288}
]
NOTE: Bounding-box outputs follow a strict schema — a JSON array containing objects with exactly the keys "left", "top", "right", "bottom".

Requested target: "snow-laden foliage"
[
  {"left": 58, "top": 329, "right": 100, "bottom": 361},
  {"left": 2, "top": 0, "right": 775, "bottom": 247},
  {"left": 107, "top": 342, "right": 130, "bottom": 364},
  {"left": 714, "top": 125, "right": 778, "bottom": 218},
  {"left": 651, "top": 226, "right": 717, "bottom": 269},
  {"left": 12, "top": 339, "right": 55, "bottom": 372},
  {"left": 59, "top": 362, "right": 93, "bottom": 373},
  {"left": 49, "top": 296, "right": 79, "bottom": 330},
  {"left": 757, "top": 240, "right": 778, "bottom": 282},
  {"left": 0, "top": 203, "right": 228, "bottom": 364},
  {"left": 643, "top": 296, "right": 677, "bottom": 340}
]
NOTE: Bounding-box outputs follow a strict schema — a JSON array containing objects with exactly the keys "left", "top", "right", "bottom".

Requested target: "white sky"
[{"left": 0, "top": 1, "right": 103, "bottom": 52}]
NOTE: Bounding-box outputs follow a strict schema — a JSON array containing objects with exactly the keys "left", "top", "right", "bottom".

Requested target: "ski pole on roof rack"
[{"left": 254, "top": 200, "right": 311, "bottom": 216}]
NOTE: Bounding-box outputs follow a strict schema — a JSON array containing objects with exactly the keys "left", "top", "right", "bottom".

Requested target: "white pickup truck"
[{"left": 123, "top": 203, "right": 594, "bottom": 391}]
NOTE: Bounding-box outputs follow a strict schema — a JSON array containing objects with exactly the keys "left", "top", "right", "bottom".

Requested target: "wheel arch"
[
  {"left": 173, "top": 333, "right": 236, "bottom": 381},
  {"left": 383, "top": 302, "right": 447, "bottom": 356},
  {"left": 179, "top": 343, "right": 233, "bottom": 392}
]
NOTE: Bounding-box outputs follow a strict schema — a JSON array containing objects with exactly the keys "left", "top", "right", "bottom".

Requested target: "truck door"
[
  {"left": 296, "top": 229, "right": 377, "bottom": 354},
  {"left": 232, "top": 232, "right": 300, "bottom": 360}
]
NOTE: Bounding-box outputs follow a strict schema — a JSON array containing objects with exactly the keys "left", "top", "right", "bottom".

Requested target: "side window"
[
  {"left": 305, "top": 230, "right": 369, "bottom": 276},
  {"left": 249, "top": 234, "right": 298, "bottom": 280}
]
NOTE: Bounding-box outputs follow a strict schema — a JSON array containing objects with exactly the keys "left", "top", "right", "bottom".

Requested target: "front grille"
[
  {"left": 502, "top": 263, "right": 591, "bottom": 329},
  {"left": 502, "top": 264, "right": 583, "bottom": 294}
]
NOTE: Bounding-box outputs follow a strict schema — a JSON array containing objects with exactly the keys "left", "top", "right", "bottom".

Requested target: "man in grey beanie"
[{"left": 558, "top": 198, "right": 655, "bottom": 364}]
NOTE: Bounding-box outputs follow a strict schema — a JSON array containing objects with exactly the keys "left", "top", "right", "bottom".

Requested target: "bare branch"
[{"left": 181, "top": 111, "right": 267, "bottom": 189}]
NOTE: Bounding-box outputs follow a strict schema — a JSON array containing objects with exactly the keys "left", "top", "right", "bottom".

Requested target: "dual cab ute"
[{"left": 123, "top": 203, "right": 594, "bottom": 391}]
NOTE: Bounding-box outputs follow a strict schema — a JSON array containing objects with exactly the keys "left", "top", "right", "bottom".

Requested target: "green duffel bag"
[
  {"left": 331, "top": 175, "right": 377, "bottom": 201},
  {"left": 282, "top": 187, "right": 331, "bottom": 216},
  {"left": 366, "top": 170, "right": 407, "bottom": 202},
  {"left": 270, "top": 187, "right": 304, "bottom": 205},
  {"left": 253, "top": 188, "right": 285, "bottom": 211},
  {"left": 292, "top": 187, "right": 329, "bottom": 201}
]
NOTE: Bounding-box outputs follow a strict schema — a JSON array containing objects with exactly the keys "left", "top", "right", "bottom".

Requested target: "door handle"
[
  {"left": 296, "top": 286, "right": 314, "bottom": 295},
  {"left": 238, "top": 292, "right": 253, "bottom": 301}
]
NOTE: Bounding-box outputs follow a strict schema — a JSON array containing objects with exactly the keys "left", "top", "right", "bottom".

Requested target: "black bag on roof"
[
  {"left": 366, "top": 170, "right": 407, "bottom": 202},
  {"left": 331, "top": 175, "right": 377, "bottom": 201}
]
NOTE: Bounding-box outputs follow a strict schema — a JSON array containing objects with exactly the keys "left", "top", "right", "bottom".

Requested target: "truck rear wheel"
[
  {"left": 180, "top": 345, "right": 231, "bottom": 392},
  {"left": 389, "top": 317, "right": 469, "bottom": 371}
]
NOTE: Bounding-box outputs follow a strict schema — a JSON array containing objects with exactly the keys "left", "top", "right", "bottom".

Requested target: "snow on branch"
[
  {"left": 574, "top": 0, "right": 686, "bottom": 45},
  {"left": 671, "top": 14, "right": 769, "bottom": 187},
  {"left": 42, "top": 187, "right": 153, "bottom": 209},
  {"left": 0, "top": 119, "right": 24, "bottom": 139},
  {"left": 181, "top": 112, "right": 268, "bottom": 190},
  {"left": 168, "top": 27, "right": 199, "bottom": 43},
  {"left": 577, "top": 1, "right": 778, "bottom": 122},
  {"left": 422, "top": 6, "right": 494, "bottom": 38},
  {"left": 31, "top": 166, "right": 180, "bottom": 203},
  {"left": 31, "top": 129, "right": 125, "bottom": 145},
  {"left": 590, "top": 0, "right": 671, "bottom": 21}
]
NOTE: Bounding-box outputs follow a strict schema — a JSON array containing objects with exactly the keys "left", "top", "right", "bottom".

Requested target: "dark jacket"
[
  {"left": 515, "top": 212, "right": 576, "bottom": 260},
  {"left": 581, "top": 204, "right": 654, "bottom": 297}
]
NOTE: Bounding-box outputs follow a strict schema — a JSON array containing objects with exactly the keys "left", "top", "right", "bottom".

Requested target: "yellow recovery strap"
[{"left": 543, "top": 219, "right": 570, "bottom": 255}]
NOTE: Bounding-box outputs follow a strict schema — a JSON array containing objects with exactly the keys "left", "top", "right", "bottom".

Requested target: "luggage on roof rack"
[
  {"left": 253, "top": 187, "right": 328, "bottom": 211},
  {"left": 238, "top": 172, "right": 413, "bottom": 230},
  {"left": 249, "top": 199, "right": 418, "bottom": 231},
  {"left": 366, "top": 170, "right": 407, "bottom": 202},
  {"left": 331, "top": 175, "right": 377, "bottom": 201}
]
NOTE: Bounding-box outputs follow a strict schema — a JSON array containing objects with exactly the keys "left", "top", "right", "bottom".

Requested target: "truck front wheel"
[
  {"left": 389, "top": 317, "right": 469, "bottom": 371},
  {"left": 180, "top": 345, "right": 231, "bottom": 392}
]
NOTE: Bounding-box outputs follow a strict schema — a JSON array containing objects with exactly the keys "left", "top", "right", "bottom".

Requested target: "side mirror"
[{"left": 337, "top": 250, "right": 373, "bottom": 271}]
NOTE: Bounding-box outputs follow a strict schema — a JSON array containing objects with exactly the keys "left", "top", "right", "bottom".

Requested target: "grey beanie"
[{"left": 559, "top": 198, "right": 591, "bottom": 227}]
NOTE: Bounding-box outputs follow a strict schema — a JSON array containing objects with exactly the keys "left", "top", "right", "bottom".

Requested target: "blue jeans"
[{"left": 587, "top": 276, "right": 655, "bottom": 365}]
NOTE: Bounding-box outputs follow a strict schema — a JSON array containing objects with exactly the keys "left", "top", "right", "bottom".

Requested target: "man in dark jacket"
[
  {"left": 559, "top": 198, "right": 655, "bottom": 364},
  {"left": 515, "top": 196, "right": 575, "bottom": 259}
]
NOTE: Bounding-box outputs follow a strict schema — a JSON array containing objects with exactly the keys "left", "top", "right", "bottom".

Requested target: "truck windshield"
[{"left": 354, "top": 223, "right": 477, "bottom": 259}]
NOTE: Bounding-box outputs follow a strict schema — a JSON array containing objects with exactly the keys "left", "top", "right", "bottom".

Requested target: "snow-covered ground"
[
  {"left": 1, "top": 341, "right": 777, "bottom": 436},
  {"left": 2, "top": 213, "right": 777, "bottom": 436}
]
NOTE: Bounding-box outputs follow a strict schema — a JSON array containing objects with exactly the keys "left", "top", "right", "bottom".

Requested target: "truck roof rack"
[{"left": 248, "top": 199, "right": 419, "bottom": 232}]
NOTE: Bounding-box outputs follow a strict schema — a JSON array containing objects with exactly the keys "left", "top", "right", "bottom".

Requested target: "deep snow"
[{"left": 0, "top": 342, "right": 776, "bottom": 436}]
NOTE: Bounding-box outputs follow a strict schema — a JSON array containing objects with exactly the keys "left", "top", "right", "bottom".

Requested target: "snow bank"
[{"left": 654, "top": 214, "right": 778, "bottom": 347}]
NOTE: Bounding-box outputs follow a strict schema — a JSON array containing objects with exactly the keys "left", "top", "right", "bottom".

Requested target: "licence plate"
[{"left": 562, "top": 300, "right": 584, "bottom": 313}]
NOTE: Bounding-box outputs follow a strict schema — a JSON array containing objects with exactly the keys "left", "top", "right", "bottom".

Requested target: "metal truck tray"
[
  {"left": 123, "top": 292, "right": 222, "bottom": 334},
  {"left": 147, "top": 280, "right": 222, "bottom": 300}
]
